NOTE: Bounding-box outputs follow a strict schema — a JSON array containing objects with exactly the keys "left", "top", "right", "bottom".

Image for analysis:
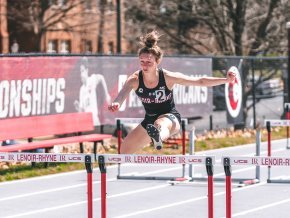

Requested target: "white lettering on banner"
[
  {"left": 117, "top": 74, "right": 209, "bottom": 110},
  {"left": 173, "top": 75, "right": 208, "bottom": 104},
  {"left": 0, "top": 78, "right": 65, "bottom": 118}
]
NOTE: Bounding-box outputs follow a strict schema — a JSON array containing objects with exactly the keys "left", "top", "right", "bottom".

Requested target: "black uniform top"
[{"left": 135, "top": 68, "right": 177, "bottom": 116}]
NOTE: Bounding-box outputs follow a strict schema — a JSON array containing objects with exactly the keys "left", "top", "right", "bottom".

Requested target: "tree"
[
  {"left": 6, "top": 0, "right": 111, "bottom": 53},
  {"left": 125, "top": 0, "right": 290, "bottom": 126}
]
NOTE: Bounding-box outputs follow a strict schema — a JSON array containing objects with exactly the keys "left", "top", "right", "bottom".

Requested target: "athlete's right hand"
[{"left": 108, "top": 102, "right": 120, "bottom": 112}]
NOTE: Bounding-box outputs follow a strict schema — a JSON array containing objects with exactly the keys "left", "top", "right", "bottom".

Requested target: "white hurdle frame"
[
  {"left": 115, "top": 118, "right": 189, "bottom": 181},
  {"left": 265, "top": 119, "right": 290, "bottom": 183},
  {"left": 96, "top": 154, "right": 215, "bottom": 218},
  {"left": 222, "top": 155, "right": 290, "bottom": 218},
  {"left": 188, "top": 128, "right": 261, "bottom": 185}
]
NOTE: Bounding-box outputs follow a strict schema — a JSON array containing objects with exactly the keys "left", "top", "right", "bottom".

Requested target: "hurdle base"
[
  {"left": 190, "top": 176, "right": 259, "bottom": 183},
  {"left": 117, "top": 175, "right": 185, "bottom": 181},
  {"left": 267, "top": 179, "right": 290, "bottom": 184}
]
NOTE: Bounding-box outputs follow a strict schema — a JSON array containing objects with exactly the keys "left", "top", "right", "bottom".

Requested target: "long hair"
[{"left": 138, "top": 30, "right": 163, "bottom": 62}]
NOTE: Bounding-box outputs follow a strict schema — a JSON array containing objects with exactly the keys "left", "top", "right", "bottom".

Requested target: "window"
[
  {"left": 85, "top": 0, "right": 93, "bottom": 10},
  {"left": 60, "top": 40, "right": 71, "bottom": 53},
  {"left": 47, "top": 40, "right": 58, "bottom": 53},
  {"left": 49, "top": 0, "right": 67, "bottom": 8},
  {"left": 81, "top": 40, "right": 92, "bottom": 53},
  {"left": 49, "top": 0, "right": 57, "bottom": 6},
  {"left": 108, "top": 41, "right": 114, "bottom": 54}
]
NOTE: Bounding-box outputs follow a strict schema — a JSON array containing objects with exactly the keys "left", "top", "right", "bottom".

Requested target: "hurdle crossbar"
[
  {"left": 96, "top": 154, "right": 215, "bottom": 218},
  {"left": 0, "top": 152, "right": 95, "bottom": 218},
  {"left": 115, "top": 118, "right": 188, "bottom": 181}
]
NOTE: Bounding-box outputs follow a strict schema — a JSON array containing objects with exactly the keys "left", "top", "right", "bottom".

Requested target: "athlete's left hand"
[{"left": 226, "top": 70, "right": 236, "bottom": 83}]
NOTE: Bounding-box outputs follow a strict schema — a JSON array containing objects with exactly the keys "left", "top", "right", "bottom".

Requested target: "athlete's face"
[{"left": 139, "top": 53, "right": 158, "bottom": 73}]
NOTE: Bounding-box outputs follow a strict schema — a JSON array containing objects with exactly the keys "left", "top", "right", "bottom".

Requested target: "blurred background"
[{"left": 0, "top": 0, "right": 290, "bottom": 133}]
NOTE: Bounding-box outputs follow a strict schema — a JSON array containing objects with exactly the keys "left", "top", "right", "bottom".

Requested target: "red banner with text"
[{"left": 0, "top": 56, "right": 212, "bottom": 126}]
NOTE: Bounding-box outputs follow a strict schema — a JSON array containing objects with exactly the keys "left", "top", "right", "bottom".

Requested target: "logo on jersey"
[{"left": 138, "top": 88, "right": 143, "bottom": 93}]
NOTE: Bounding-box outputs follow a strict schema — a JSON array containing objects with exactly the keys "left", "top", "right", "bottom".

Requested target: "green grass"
[
  {"left": 0, "top": 127, "right": 288, "bottom": 182},
  {"left": 0, "top": 162, "right": 94, "bottom": 182}
]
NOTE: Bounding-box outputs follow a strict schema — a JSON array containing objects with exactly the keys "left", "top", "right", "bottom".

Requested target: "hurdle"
[
  {"left": 0, "top": 152, "right": 94, "bottom": 218},
  {"left": 222, "top": 155, "right": 290, "bottom": 218},
  {"left": 96, "top": 154, "right": 215, "bottom": 218},
  {"left": 188, "top": 128, "right": 261, "bottom": 186},
  {"left": 265, "top": 119, "right": 290, "bottom": 183},
  {"left": 115, "top": 118, "right": 188, "bottom": 181}
]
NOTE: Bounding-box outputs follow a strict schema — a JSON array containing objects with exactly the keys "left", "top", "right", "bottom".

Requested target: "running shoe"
[{"left": 146, "top": 124, "right": 163, "bottom": 150}]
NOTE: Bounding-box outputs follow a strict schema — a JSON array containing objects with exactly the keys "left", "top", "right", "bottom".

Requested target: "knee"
[{"left": 153, "top": 120, "right": 162, "bottom": 129}]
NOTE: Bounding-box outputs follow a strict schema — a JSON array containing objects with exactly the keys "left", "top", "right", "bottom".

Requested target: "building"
[
  {"left": 0, "top": 0, "right": 9, "bottom": 53},
  {"left": 3, "top": 0, "right": 126, "bottom": 54}
]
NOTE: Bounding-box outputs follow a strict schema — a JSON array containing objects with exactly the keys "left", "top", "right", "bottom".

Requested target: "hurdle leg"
[
  {"left": 287, "top": 108, "right": 290, "bottom": 149},
  {"left": 98, "top": 155, "right": 107, "bottom": 218},
  {"left": 182, "top": 120, "right": 186, "bottom": 177},
  {"left": 188, "top": 128, "right": 195, "bottom": 178},
  {"left": 266, "top": 121, "right": 271, "bottom": 182},
  {"left": 85, "top": 155, "right": 93, "bottom": 218},
  {"left": 206, "top": 157, "right": 214, "bottom": 218},
  {"left": 117, "top": 119, "right": 122, "bottom": 178},
  {"left": 223, "top": 157, "right": 232, "bottom": 218},
  {"left": 255, "top": 129, "right": 261, "bottom": 181}
]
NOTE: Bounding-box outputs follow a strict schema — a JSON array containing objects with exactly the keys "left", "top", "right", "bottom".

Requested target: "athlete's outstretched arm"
[
  {"left": 165, "top": 68, "right": 236, "bottom": 88},
  {"left": 108, "top": 73, "right": 138, "bottom": 112}
]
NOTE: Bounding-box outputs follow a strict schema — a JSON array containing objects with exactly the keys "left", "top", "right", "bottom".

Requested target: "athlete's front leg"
[
  {"left": 146, "top": 114, "right": 181, "bottom": 150},
  {"left": 120, "top": 124, "right": 151, "bottom": 154}
]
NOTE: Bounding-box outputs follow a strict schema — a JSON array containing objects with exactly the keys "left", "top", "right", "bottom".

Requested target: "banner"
[{"left": 0, "top": 56, "right": 212, "bottom": 125}]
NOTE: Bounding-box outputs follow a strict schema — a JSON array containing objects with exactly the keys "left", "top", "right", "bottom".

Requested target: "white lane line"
[
  {"left": 0, "top": 164, "right": 122, "bottom": 186},
  {"left": 231, "top": 198, "right": 290, "bottom": 217},
  {"left": 0, "top": 166, "right": 180, "bottom": 202},
  {"left": 114, "top": 181, "right": 269, "bottom": 218},
  {"left": 2, "top": 184, "right": 169, "bottom": 218},
  {"left": 1, "top": 166, "right": 266, "bottom": 218}
]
